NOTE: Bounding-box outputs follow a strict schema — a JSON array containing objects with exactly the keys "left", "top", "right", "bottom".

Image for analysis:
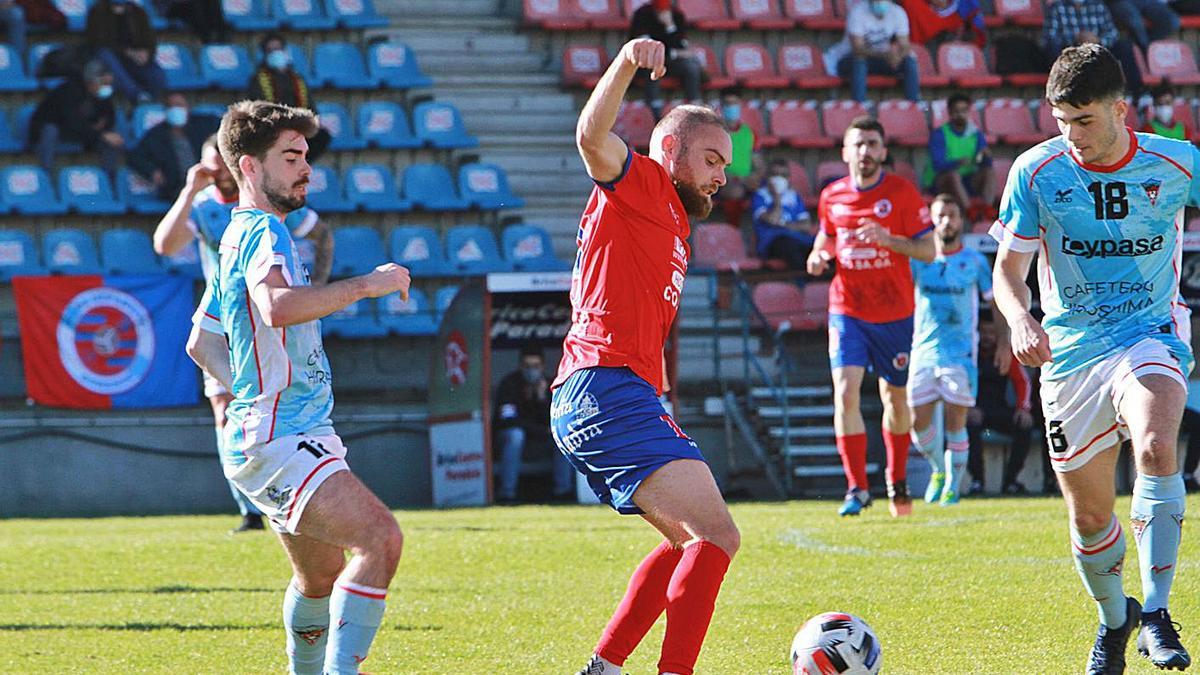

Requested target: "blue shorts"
[
  {"left": 828, "top": 313, "right": 913, "bottom": 387},
  {"left": 550, "top": 367, "right": 705, "bottom": 514}
]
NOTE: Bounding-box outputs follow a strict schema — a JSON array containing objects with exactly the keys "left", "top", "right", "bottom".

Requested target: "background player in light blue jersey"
[
  {"left": 908, "top": 194, "right": 1007, "bottom": 506},
  {"left": 992, "top": 44, "right": 1196, "bottom": 673},
  {"left": 153, "top": 133, "right": 333, "bottom": 534},
  {"left": 186, "top": 101, "right": 410, "bottom": 675}
]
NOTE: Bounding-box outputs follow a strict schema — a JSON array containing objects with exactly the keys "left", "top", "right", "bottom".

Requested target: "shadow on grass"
[
  {"left": 0, "top": 585, "right": 276, "bottom": 596},
  {"left": 0, "top": 622, "right": 444, "bottom": 632}
]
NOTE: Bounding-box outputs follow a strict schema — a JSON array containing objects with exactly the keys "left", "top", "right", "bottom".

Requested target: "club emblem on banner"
[{"left": 56, "top": 287, "right": 155, "bottom": 394}]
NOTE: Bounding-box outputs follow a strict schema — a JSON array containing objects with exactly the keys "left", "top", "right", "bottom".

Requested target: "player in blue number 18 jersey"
[{"left": 992, "top": 45, "right": 1195, "bottom": 673}]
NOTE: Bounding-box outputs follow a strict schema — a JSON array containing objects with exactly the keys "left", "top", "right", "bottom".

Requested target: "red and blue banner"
[{"left": 12, "top": 275, "right": 199, "bottom": 409}]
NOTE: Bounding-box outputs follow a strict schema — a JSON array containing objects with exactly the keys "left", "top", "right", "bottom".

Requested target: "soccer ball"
[{"left": 790, "top": 612, "right": 882, "bottom": 675}]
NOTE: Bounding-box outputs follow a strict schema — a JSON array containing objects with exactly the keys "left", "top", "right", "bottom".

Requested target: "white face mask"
[
  {"left": 768, "top": 175, "right": 789, "bottom": 193},
  {"left": 1155, "top": 104, "right": 1175, "bottom": 124}
]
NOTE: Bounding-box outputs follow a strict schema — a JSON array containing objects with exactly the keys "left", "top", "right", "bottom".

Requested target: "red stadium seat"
[
  {"left": 802, "top": 280, "right": 830, "bottom": 320},
  {"left": 937, "top": 42, "right": 1002, "bottom": 88},
  {"left": 524, "top": 0, "right": 588, "bottom": 29},
  {"left": 778, "top": 42, "right": 841, "bottom": 89},
  {"left": 1146, "top": 40, "right": 1200, "bottom": 85},
  {"left": 1004, "top": 72, "right": 1048, "bottom": 87},
  {"left": 725, "top": 42, "right": 790, "bottom": 89},
  {"left": 730, "top": 0, "right": 793, "bottom": 29},
  {"left": 816, "top": 160, "right": 847, "bottom": 188},
  {"left": 820, "top": 99, "right": 869, "bottom": 138},
  {"left": 782, "top": 0, "right": 844, "bottom": 30},
  {"left": 877, "top": 99, "right": 929, "bottom": 146},
  {"left": 613, "top": 100, "right": 655, "bottom": 149},
  {"left": 562, "top": 45, "right": 607, "bottom": 88},
  {"left": 693, "top": 222, "right": 763, "bottom": 272},
  {"left": 991, "top": 156, "right": 1014, "bottom": 202},
  {"left": 575, "top": 0, "right": 627, "bottom": 29},
  {"left": 737, "top": 101, "right": 780, "bottom": 148},
  {"left": 1125, "top": 102, "right": 1139, "bottom": 129},
  {"left": 1187, "top": 217, "right": 1200, "bottom": 232},
  {"left": 1134, "top": 45, "right": 1163, "bottom": 87},
  {"left": 982, "top": 98, "right": 1043, "bottom": 146},
  {"left": 769, "top": 100, "right": 831, "bottom": 148},
  {"left": 971, "top": 220, "right": 992, "bottom": 234},
  {"left": 890, "top": 159, "right": 919, "bottom": 186},
  {"left": 914, "top": 45, "right": 950, "bottom": 87},
  {"left": 786, "top": 159, "right": 817, "bottom": 204},
  {"left": 1036, "top": 102, "right": 1058, "bottom": 138},
  {"left": 753, "top": 281, "right": 814, "bottom": 330},
  {"left": 677, "top": 0, "right": 741, "bottom": 29},
  {"left": 689, "top": 43, "right": 736, "bottom": 90},
  {"left": 987, "top": 0, "right": 1044, "bottom": 27}
]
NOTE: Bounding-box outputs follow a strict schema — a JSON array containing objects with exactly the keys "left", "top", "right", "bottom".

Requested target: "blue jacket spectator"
[{"left": 751, "top": 159, "right": 814, "bottom": 271}]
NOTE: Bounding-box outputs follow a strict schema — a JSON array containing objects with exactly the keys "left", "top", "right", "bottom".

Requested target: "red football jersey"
[
  {"left": 554, "top": 151, "right": 690, "bottom": 394},
  {"left": 819, "top": 172, "right": 932, "bottom": 323}
]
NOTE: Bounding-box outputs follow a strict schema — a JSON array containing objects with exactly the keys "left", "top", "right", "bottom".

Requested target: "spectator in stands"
[
  {"left": 28, "top": 59, "right": 122, "bottom": 178},
  {"left": 628, "top": 0, "right": 704, "bottom": 120},
  {"left": 1043, "top": 0, "right": 1147, "bottom": 102},
  {"left": 900, "top": 0, "right": 987, "bottom": 50},
  {"left": 154, "top": 0, "right": 227, "bottom": 43},
  {"left": 966, "top": 319, "right": 1037, "bottom": 494},
  {"left": 247, "top": 33, "right": 331, "bottom": 162},
  {"left": 713, "top": 87, "right": 756, "bottom": 226},
  {"left": 1106, "top": 0, "right": 1178, "bottom": 54},
  {"left": 493, "top": 347, "right": 574, "bottom": 504},
  {"left": 751, "top": 159, "right": 813, "bottom": 271},
  {"left": 128, "top": 92, "right": 223, "bottom": 200},
  {"left": 1141, "top": 82, "right": 1194, "bottom": 140},
  {"left": 836, "top": 0, "right": 922, "bottom": 103},
  {"left": 85, "top": 0, "right": 166, "bottom": 102},
  {"left": 0, "top": 1, "right": 26, "bottom": 58},
  {"left": 926, "top": 92, "right": 995, "bottom": 210}
]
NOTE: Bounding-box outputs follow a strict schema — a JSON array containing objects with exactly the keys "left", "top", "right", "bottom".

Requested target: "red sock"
[
  {"left": 835, "top": 433, "right": 869, "bottom": 491},
  {"left": 596, "top": 540, "right": 683, "bottom": 665},
  {"left": 884, "top": 430, "right": 910, "bottom": 484},
  {"left": 658, "top": 541, "right": 732, "bottom": 675}
]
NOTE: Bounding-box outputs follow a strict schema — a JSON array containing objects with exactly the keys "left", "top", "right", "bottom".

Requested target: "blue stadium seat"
[
  {"left": 44, "top": 228, "right": 102, "bottom": 275},
  {"left": 1, "top": 165, "right": 66, "bottom": 215},
  {"left": 0, "top": 44, "right": 37, "bottom": 92},
  {"left": 303, "top": 164, "right": 349, "bottom": 213},
  {"left": 445, "top": 225, "right": 511, "bottom": 275},
  {"left": 192, "top": 103, "right": 227, "bottom": 119},
  {"left": 313, "top": 42, "right": 376, "bottom": 88},
  {"left": 325, "top": 0, "right": 388, "bottom": 28},
  {"left": 59, "top": 166, "right": 125, "bottom": 215},
  {"left": 357, "top": 101, "right": 421, "bottom": 149},
  {"left": 161, "top": 239, "right": 203, "bottom": 279},
  {"left": 222, "top": 0, "right": 279, "bottom": 30},
  {"left": 15, "top": 102, "right": 81, "bottom": 153},
  {"left": 156, "top": 42, "right": 207, "bottom": 90},
  {"left": 314, "top": 102, "right": 365, "bottom": 151},
  {"left": 380, "top": 288, "right": 438, "bottom": 336},
  {"left": 323, "top": 298, "right": 386, "bottom": 338},
  {"left": 55, "top": 0, "right": 91, "bottom": 32},
  {"left": 201, "top": 44, "right": 254, "bottom": 90},
  {"left": 118, "top": 168, "right": 172, "bottom": 215},
  {"left": 129, "top": 103, "right": 165, "bottom": 144},
  {"left": 287, "top": 44, "right": 315, "bottom": 82},
  {"left": 0, "top": 230, "right": 44, "bottom": 281},
  {"left": 27, "top": 42, "right": 63, "bottom": 90},
  {"left": 412, "top": 101, "right": 477, "bottom": 148},
  {"left": 402, "top": 163, "right": 469, "bottom": 211},
  {"left": 367, "top": 42, "right": 432, "bottom": 89},
  {"left": 458, "top": 162, "right": 525, "bottom": 210},
  {"left": 389, "top": 225, "right": 451, "bottom": 276},
  {"left": 101, "top": 228, "right": 162, "bottom": 275},
  {"left": 434, "top": 285, "right": 458, "bottom": 321},
  {"left": 0, "top": 108, "right": 24, "bottom": 153},
  {"left": 137, "top": 0, "right": 169, "bottom": 30},
  {"left": 503, "top": 224, "right": 570, "bottom": 272},
  {"left": 273, "top": 0, "right": 337, "bottom": 30},
  {"left": 330, "top": 225, "right": 388, "bottom": 277},
  {"left": 344, "top": 164, "right": 409, "bottom": 212}
]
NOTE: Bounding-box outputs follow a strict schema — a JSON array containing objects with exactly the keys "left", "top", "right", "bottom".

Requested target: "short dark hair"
[
  {"left": 719, "top": 86, "right": 743, "bottom": 100},
  {"left": 931, "top": 192, "right": 963, "bottom": 212},
  {"left": 260, "top": 32, "right": 285, "bottom": 53},
  {"left": 217, "top": 100, "right": 319, "bottom": 182},
  {"left": 845, "top": 115, "right": 886, "bottom": 142},
  {"left": 1046, "top": 44, "right": 1126, "bottom": 107},
  {"left": 768, "top": 157, "right": 788, "bottom": 170},
  {"left": 1152, "top": 81, "right": 1177, "bottom": 100},
  {"left": 947, "top": 92, "right": 971, "bottom": 109},
  {"left": 519, "top": 346, "right": 543, "bottom": 361}
]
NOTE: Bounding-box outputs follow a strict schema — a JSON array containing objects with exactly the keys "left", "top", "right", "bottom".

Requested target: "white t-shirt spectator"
[{"left": 847, "top": 1, "right": 910, "bottom": 55}]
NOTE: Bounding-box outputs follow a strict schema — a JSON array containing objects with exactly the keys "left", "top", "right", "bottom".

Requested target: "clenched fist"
[
  {"left": 361, "top": 263, "right": 411, "bottom": 301},
  {"left": 622, "top": 38, "right": 667, "bottom": 80}
]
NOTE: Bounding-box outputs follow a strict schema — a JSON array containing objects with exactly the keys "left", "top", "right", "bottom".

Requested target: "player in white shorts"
[
  {"left": 992, "top": 44, "right": 1197, "bottom": 672},
  {"left": 186, "top": 101, "right": 410, "bottom": 675},
  {"left": 908, "top": 193, "right": 1007, "bottom": 506}
]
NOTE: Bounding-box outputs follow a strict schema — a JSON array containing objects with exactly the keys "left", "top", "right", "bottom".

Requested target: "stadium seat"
[
  {"left": 129, "top": 103, "right": 166, "bottom": 144},
  {"left": 786, "top": 159, "right": 817, "bottom": 205},
  {"left": 117, "top": 168, "right": 172, "bottom": 215},
  {"left": 523, "top": 0, "right": 587, "bottom": 29},
  {"left": 0, "top": 108, "right": 24, "bottom": 153},
  {"left": 315, "top": 102, "right": 367, "bottom": 151},
  {"left": 502, "top": 223, "right": 569, "bottom": 271},
  {"left": 677, "top": 0, "right": 740, "bottom": 29},
  {"left": 783, "top": 0, "right": 844, "bottom": 30},
  {"left": 156, "top": 42, "right": 206, "bottom": 90},
  {"left": 55, "top": 0, "right": 90, "bottom": 32},
  {"left": 820, "top": 100, "right": 869, "bottom": 139},
  {"left": 222, "top": 0, "right": 279, "bottom": 30},
  {"left": 562, "top": 45, "right": 606, "bottom": 88},
  {"left": 1, "top": 165, "right": 65, "bottom": 215},
  {"left": 324, "top": 298, "right": 386, "bottom": 338},
  {"left": 970, "top": 220, "right": 991, "bottom": 234},
  {"left": 445, "top": 225, "right": 511, "bottom": 274},
  {"left": 200, "top": 44, "right": 253, "bottom": 90},
  {"left": 101, "top": 229, "right": 162, "bottom": 275},
  {"left": 368, "top": 42, "right": 433, "bottom": 89},
  {"left": 692, "top": 222, "right": 763, "bottom": 272},
  {"left": 343, "top": 164, "right": 410, "bottom": 212},
  {"left": 330, "top": 226, "right": 388, "bottom": 277},
  {"left": 59, "top": 166, "right": 124, "bottom": 215},
  {"left": 937, "top": 42, "right": 1002, "bottom": 88},
  {"left": 389, "top": 225, "right": 452, "bottom": 276},
  {"left": 733, "top": 101, "right": 778, "bottom": 148},
  {"left": 304, "top": 164, "right": 350, "bottom": 213},
  {"left": 193, "top": 103, "right": 228, "bottom": 119},
  {"left": 357, "top": 101, "right": 421, "bottom": 149},
  {"left": 325, "top": 0, "right": 389, "bottom": 28},
  {"left": 689, "top": 43, "right": 735, "bottom": 90},
  {"left": 28, "top": 42, "right": 63, "bottom": 89},
  {"left": 434, "top": 285, "right": 458, "bottom": 320},
  {"left": 576, "top": 0, "right": 626, "bottom": 29},
  {"left": 613, "top": 100, "right": 655, "bottom": 148},
  {"left": 890, "top": 159, "right": 919, "bottom": 187},
  {"left": 801, "top": 280, "right": 830, "bottom": 327},
  {"left": 411, "top": 101, "right": 478, "bottom": 148},
  {"left": 1146, "top": 40, "right": 1200, "bottom": 85},
  {"left": 987, "top": 0, "right": 1043, "bottom": 26},
  {"left": 778, "top": 42, "right": 840, "bottom": 89},
  {"left": 43, "top": 228, "right": 101, "bottom": 275},
  {"left": 725, "top": 43, "right": 790, "bottom": 89},
  {"left": 459, "top": 162, "right": 526, "bottom": 210},
  {"left": 281, "top": 44, "right": 315, "bottom": 82},
  {"left": 403, "top": 163, "right": 470, "bottom": 211},
  {"left": 161, "top": 239, "right": 203, "bottom": 279},
  {"left": 876, "top": 99, "right": 929, "bottom": 146},
  {"left": 914, "top": 45, "right": 950, "bottom": 87},
  {"left": 1188, "top": 217, "right": 1200, "bottom": 232},
  {"left": 991, "top": 156, "right": 1014, "bottom": 201},
  {"left": 816, "top": 160, "right": 847, "bottom": 188},
  {"left": 753, "top": 281, "right": 812, "bottom": 331},
  {"left": 983, "top": 98, "right": 1042, "bottom": 146},
  {"left": 768, "top": 101, "right": 830, "bottom": 149},
  {"left": 0, "top": 45, "right": 37, "bottom": 92},
  {"left": 314, "top": 42, "right": 375, "bottom": 88},
  {"left": 730, "top": 0, "right": 792, "bottom": 28},
  {"left": 380, "top": 288, "right": 439, "bottom": 336},
  {"left": 273, "top": 0, "right": 336, "bottom": 29},
  {"left": 0, "top": 230, "right": 43, "bottom": 280}
]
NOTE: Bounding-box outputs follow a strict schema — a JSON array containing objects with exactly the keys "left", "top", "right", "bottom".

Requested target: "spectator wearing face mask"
[
  {"left": 493, "top": 347, "right": 575, "bottom": 504},
  {"left": 1141, "top": 83, "right": 1194, "bottom": 141},
  {"left": 751, "top": 158, "right": 813, "bottom": 271},
  {"left": 628, "top": 0, "right": 704, "bottom": 121},
  {"left": 247, "top": 32, "right": 331, "bottom": 162},
  {"left": 835, "top": 0, "right": 922, "bottom": 103},
  {"left": 712, "top": 87, "right": 758, "bottom": 227},
  {"left": 127, "top": 92, "right": 222, "bottom": 200},
  {"left": 28, "top": 59, "right": 123, "bottom": 178},
  {"left": 85, "top": 0, "right": 166, "bottom": 102}
]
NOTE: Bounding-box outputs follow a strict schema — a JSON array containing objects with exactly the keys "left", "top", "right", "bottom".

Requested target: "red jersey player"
[
  {"left": 806, "top": 117, "right": 934, "bottom": 518},
  {"left": 550, "top": 38, "right": 739, "bottom": 675}
]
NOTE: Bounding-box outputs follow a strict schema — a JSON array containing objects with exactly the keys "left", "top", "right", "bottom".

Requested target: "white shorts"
[
  {"left": 1041, "top": 337, "right": 1187, "bottom": 473},
  {"left": 224, "top": 432, "right": 350, "bottom": 534},
  {"left": 202, "top": 371, "right": 227, "bottom": 399},
  {"left": 907, "top": 364, "right": 977, "bottom": 408}
]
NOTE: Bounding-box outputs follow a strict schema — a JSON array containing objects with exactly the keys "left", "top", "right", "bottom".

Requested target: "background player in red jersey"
[
  {"left": 806, "top": 117, "right": 935, "bottom": 518},
  {"left": 551, "top": 37, "right": 739, "bottom": 675}
]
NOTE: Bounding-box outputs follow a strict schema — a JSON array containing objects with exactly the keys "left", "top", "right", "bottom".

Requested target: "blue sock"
[
  {"left": 944, "top": 428, "right": 969, "bottom": 495},
  {"left": 1071, "top": 514, "right": 1128, "bottom": 628},
  {"left": 911, "top": 423, "right": 945, "bottom": 473},
  {"left": 1131, "top": 472, "right": 1186, "bottom": 613},
  {"left": 283, "top": 583, "right": 330, "bottom": 675},
  {"left": 326, "top": 581, "right": 387, "bottom": 674}
]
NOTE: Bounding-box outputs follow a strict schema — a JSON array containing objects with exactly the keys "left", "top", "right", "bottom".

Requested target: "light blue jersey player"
[
  {"left": 192, "top": 185, "right": 324, "bottom": 283},
  {"left": 908, "top": 194, "right": 998, "bottom": 505},
  {"left": 991, "top": 44, "right": 1194, "bottom": 672}
]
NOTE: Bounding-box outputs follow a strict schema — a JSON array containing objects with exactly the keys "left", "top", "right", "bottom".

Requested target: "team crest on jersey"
[
  {"left": 56, "top": 287, "right": 156, "bottom": 395},
  {"left": 1142, "top": 179, "right": 1162, "bottom": 206},
  {"left": 892, "top": 352, "right": 909, "bottom": 370},
  {"left": 294, "top": 625, "right": 328, "bottom": 646},
  {"left": 873, "top": 199, "right": 893, "bottom": 218}
]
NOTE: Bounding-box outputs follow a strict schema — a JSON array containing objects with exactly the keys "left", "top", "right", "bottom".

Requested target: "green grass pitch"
[{"left": 2, "top": 497, "right": 1197, "bottom": 673}]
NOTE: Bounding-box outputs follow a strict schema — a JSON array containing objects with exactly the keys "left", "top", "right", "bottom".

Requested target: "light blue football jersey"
[
  {"left": 911, "top": 246, "right": 993, "bottom": 370},
  {"left": 991, "top": 130, "right": 1198, "bottom": 381},
  {"left": 196, "top": 207, "right": 334, "bottom": 462},
  {"left": 189, "top": 184, "right": 319, "bottom": 282}
]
